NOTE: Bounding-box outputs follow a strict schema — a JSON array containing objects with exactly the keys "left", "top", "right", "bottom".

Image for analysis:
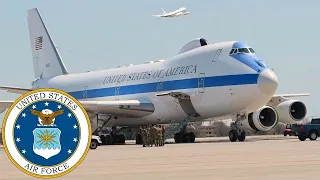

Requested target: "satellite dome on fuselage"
[{"left": 177, "top": 38, "right": 209, "bottom": 55}]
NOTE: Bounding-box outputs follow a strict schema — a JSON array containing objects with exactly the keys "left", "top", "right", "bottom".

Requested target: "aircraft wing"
[
  {"left": 0, "top": 86, "right": 32, "bottom": 94},
  {"left": 0, "top": 100, "right": 155, "bottom": 118},
  {"left": 152, "top": 14, "right": 163, "bottom": 17},
  {"left": 267, "top": 93, "right": 310, "bottom": 107},
  {"left": 272, "top": 93, "right": 310, "bottom": 98}
]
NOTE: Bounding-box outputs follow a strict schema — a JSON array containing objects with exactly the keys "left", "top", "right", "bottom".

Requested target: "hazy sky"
[{"left": 0, "top": 0, "right": 319, "bottom": 125}]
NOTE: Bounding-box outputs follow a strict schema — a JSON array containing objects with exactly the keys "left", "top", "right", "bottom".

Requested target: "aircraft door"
[
  {"left": 83, "top": 86, "right": 88, "bottom": 99},
  {"left": 212, "top": 49, "right": 222, "bottom": 62},
  {"left": 157, "top": 77, "right": 163, "bottom": 92},
  {"left": 198, "top": 73, "right": 205, "bottom": 93},
  {"left": 115, "top": 83, "right": 120, "bottom": 100}
]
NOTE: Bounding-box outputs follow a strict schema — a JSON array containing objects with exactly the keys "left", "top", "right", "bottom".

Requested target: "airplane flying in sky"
[
  {"left": 153, "top": 7, "right": 189, "bottom": 18},
  {"left": 0, "top": 8, "right": 310, "bottom": 145}
]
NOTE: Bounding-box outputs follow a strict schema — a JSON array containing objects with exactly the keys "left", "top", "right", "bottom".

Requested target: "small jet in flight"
[{"left": 153, "top": 7, "right": 189, "bottom": 18}]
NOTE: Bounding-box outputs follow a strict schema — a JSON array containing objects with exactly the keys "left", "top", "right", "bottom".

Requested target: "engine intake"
[
  {"left": 275, "top": 100, "right": 307, "bottom": 124},
  {"left": 243, "top": 106, "right": 278, "bottom": 131}
]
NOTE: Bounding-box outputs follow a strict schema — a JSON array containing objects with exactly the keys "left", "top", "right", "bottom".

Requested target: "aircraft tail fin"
[
  {"left": 27, "top": 8, "right": 69, "bottom": 79},
  {"left": 161, "top": 8, "right": 166, "bottom": 14}
]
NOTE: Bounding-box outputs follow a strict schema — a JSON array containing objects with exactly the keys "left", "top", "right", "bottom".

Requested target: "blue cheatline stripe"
[{"left": 68, "top": 74, "right": 259, "bottom": 99}]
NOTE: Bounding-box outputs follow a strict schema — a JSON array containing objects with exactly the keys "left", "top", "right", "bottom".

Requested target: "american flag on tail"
[{"left": 35, "top": 36, "right": 43, "bottom": 50}]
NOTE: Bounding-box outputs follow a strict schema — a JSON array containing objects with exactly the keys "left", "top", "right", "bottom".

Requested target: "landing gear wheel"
[
  {"left": 90, "top": 140, "right": 98, "bottom": 149},
  {"left": 118, "top": 134, "right": 126, "bottom": 144},
  {"left": 187, "top": 132, "right": 196, "bottom": 143},
  {"left": 298, "top": 135, "right": 307, "bottom": 141},
  {"left": 174, "top": 133, "right": 180, "bottom": 143},
  {"left": 309, "top": 131, "right": 318, "bottom": 141},
  {"left": 136, "top": 134, "right": 142, "bottom": 144},
  {"left": 238, "top": 131, "right": 246, "bottom": 142},
  {"left": 229, "top": 130, "right": 238, "bottom": 142}
]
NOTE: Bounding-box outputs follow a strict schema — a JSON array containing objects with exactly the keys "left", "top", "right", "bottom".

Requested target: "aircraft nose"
[{"left": 257, "top": 69, "right": 278, "bottom": 95}]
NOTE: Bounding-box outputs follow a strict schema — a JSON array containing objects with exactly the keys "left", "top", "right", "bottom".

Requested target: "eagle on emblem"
[{"left": 30, "top": 109, "right": 64, "bottom": 126}]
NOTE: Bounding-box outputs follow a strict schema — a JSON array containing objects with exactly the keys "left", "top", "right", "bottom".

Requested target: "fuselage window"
[{"left": 229, "top": 49, "right": 235, "bottom": 55}]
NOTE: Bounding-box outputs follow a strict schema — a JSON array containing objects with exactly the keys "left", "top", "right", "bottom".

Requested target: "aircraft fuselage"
[{"left": 34, "top": 41, "right": 278, "bottom": 127}]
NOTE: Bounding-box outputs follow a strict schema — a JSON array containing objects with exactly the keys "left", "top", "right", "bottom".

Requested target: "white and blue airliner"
[{"left": 0, "top": 8, "right": 309, "bottom": 145}]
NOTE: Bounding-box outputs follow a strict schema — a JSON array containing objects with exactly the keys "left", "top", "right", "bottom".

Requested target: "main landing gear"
[
  {"left": 99, "top": 127, "right": 126, "bottom": 145},
  {"left": 174, "top": 124, "right": 196, "bottom": 143},
  {"left": 93, "top": 114, "right": 126, "bottom": 145},
  {"left": 229, "top": 114, "right": 246, "bottom": 142}
]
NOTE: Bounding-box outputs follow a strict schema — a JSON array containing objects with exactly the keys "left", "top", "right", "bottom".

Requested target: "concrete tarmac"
[{"left": 0, "top": 135, "right": 319, "bottom": 180}]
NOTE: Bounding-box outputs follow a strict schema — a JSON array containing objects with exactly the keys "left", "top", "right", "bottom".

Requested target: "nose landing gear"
[{"left": 229, "top": 114, "right": 246, "bottom": 142}]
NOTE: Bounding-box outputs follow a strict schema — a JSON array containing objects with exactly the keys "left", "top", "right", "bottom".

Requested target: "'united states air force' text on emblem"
[{"left": 1, "top": 88, "right": 92, "bottom": 179}]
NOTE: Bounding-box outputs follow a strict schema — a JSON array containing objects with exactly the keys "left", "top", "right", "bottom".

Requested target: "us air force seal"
[{"left": 1, "top": 88, "right": 92, "bottom": 179}]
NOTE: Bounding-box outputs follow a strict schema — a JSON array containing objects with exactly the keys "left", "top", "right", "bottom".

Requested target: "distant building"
[{"left": 196, "top": 126, "right": 215, "bottom": 137}]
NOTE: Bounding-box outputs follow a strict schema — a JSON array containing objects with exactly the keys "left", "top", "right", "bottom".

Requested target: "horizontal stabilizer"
[
  {"left": 0, "top": 86, "right": 32, "bottom": 94},
  {"left": 0, "top": 99, "right": 155, "bottom": 118}
]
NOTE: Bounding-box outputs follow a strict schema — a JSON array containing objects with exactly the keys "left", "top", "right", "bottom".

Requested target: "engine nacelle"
[
  {"left": 242, "top": 106, "right": 278, "bottom": 131},
  {"left": 275, "top": 100, "right": 307, "bottom": 124}
]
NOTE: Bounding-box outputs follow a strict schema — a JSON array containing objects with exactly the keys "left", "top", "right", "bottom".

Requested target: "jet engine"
[
  {"left": 275, "top": 100, "right": 307, "bottom": 124},
  {"left": 242, "top": 106, "right": 278, "bottom": 131}
]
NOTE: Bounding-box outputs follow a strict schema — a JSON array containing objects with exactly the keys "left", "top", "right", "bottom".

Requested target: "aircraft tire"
[
  {"left": 237, "top": 131, "right": 246, "bottom": 142},
  {"left": 136, "top": 134, "right": 142, "bottom": 144},
  {"left": 174, "top": 133, "right": 180, "bottom": 143},
  {"left": 229, "top": 130, "right": 238, "bottom": 142},
  {"left": 187, "top": 132, "right": 195, "bottom": 143},
  {"left": 118, "top": 134, "right": 126, "bottom": 144}
]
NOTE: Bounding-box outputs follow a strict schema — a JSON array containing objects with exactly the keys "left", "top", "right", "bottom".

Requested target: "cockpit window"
[
  {"left": 238, "top": 48, "right": 250, "bottom": 53},
  {"left": 230, "top": 47, "right": 256, "bottom": 55}
]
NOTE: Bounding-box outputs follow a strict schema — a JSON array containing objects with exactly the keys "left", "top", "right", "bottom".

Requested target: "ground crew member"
[
  {"left": 144, "top": 126, "right": 150, "bottom": 147},
  {"left": 161, "top": 125, "right": 165, "bottom": 146},
  {"left": 157, "top": 125, "right": 163, "bottom": 146},
  {"left": 140, "top": 126, "right": 147, "bottom": 147},
  {"left": 149, "top": 125, "right": 157, "bottom": 146}
]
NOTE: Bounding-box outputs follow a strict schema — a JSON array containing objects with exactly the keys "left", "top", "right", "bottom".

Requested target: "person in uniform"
[
  {"left": 161, "top": 125, "right": 165, "bottom": 146},
  {"left": 140, "top": 126, "right": 147, "bottom": 147},
  {"left": 144, "top": 126, "right": 150, "bottom": 147},
  {"left": 149, "top": 125, "right": 157, "bottom": 147},
  {"left": 157, "top": 125, "right": 163, "bottom": 146}
]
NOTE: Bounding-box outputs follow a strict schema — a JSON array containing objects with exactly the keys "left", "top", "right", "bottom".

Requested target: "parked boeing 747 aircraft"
[
  {"left": 0, "top": 8, "right": 310, "bottom": 145},
  {"left": 153, "top": 7, "right": 189, "bottom": 18}
]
